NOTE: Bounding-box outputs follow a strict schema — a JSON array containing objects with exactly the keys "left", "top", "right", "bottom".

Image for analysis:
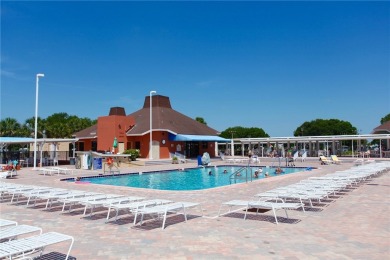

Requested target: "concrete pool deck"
[{"left": 1, "top": 157, "right": 389, "bottom": 259}]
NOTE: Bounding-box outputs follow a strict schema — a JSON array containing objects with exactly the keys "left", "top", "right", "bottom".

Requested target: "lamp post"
[
  {"left": 33, "top": 73, "right": 45, "bottom": 170},
  {"left": 149, "top": 90, "right": 156, "bottom": 159},
  {"left": 229, "top": 130, "right": 236, "bottom": 156}
]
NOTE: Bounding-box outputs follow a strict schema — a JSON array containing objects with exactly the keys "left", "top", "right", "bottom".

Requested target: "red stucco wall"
[{"left": 97, "top": 115, "right": 135, "bottom": 152}]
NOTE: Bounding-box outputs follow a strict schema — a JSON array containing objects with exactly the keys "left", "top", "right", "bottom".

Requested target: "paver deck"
[{"left": 1, "top": 158, "right": 389, "bottom": 259}]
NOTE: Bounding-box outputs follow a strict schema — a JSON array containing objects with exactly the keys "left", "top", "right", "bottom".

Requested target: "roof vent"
[
  {"left": 143, "top": 95, "right": 172, "bottom": 109},
  {"left": 109, "top": 107, "right": 126, "bottom": 116}
]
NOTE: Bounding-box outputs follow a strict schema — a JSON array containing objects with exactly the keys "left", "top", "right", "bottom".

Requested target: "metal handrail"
[{"left": 229, "top": 165, "right": 253, "bottom": 184}]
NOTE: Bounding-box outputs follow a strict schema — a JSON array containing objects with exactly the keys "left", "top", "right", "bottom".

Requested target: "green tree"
[
  {"left": 294, "top": 119, "right": 357, "bottom": 136},
  {"left": 45, "top": 113, "right": 95, "bottom": 138},
  {"left": 219, "top": 126, "right": 269, "bottom": 139},
  {"left": 0, "top": 117, "right": 21, "bottom": 137},
  {"left": 380, "top": 113, "right": 390, "bottom": 124},
  {"left": 22, "top": 117, "right": 46, "bottom": 138},
  {"left": 0, "top": 113, "right": 96, "bottom": 138},
  {"left": 195, "top": 117, "right": 207, "bottom": 125}
]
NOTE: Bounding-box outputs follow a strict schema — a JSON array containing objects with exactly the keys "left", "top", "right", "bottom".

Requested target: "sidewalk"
[{"left": 1, "top": 160, "right": 389, "bottom": 259}]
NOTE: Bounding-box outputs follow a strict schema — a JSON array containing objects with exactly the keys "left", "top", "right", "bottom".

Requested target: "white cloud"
[
  {"left": 0, "top": 69, "right": 16, "bottom": 78},
  {"left": 196, "top": 80, "right": 214, "bottom": 88}
]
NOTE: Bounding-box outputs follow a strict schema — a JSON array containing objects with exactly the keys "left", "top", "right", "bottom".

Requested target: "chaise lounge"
[
  {"left": 219, "top": 199, "right": 304, "bottom": 224},
  {"left": 133, "top": 201, "right": 201, "bottom": 229},
  {"left": 0, "top": 232, "right": 74, "bottom": 260}
]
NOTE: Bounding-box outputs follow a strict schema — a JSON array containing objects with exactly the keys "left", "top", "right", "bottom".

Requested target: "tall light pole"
[
  {"left": 229, "top": 130, "right": 236, "bottom": 156},
  {"left": 149, "top": 90, "right": 156, "bottom": 160},
  {"left": 33, "top": 73, "right": 45, "bottom": 170}
]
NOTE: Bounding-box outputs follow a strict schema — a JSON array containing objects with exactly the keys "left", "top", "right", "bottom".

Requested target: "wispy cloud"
[
  {"left": 196, "top": 80, "right": 215, "bottom": 88},
  {"left": 0, "top": 69, "right": 16, "bottom": 79}
]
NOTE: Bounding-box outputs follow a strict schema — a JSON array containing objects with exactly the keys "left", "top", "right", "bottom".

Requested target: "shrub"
[
  {"left": 172, "top": 156, "right": 179, "bottom": 164},
  {"left": 123, "top": 149, "right": 140, "bottom": 161}
]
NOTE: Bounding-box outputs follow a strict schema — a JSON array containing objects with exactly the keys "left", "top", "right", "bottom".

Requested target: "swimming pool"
[{"left": 71, "top": 166, "right": 307, "bottom": 191}]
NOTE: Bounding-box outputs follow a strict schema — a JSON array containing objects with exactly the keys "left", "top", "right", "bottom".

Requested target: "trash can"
[
  {"left": 93, "top": 158, "right": 102, "bottom": 170},
  {"left": 69, "top": 157, "right": 75, "bottom": 165},
  {"left": 197, "top": 155, "right": 202, "bottom": 166}
]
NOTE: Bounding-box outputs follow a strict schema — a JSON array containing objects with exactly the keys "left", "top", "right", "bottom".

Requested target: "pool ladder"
[{"left": 229, "top": 166, "right": 253, "bottom": 184}]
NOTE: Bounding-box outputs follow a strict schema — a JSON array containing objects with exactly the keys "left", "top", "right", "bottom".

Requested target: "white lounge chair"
[
  {"left": 106, "top": 199, "right": 173, "bottom": 222},
  {"left": 133, "top": 201, "right": 201, "bottom": 230},
  {"left": 40, "top": 190, "right": 89, "bottom": 209},
  {"left": 60, "top": 193, "right": 120, "bottom": 213},
  {"left": 0, "top": 184, "right": 28, "bottom": 200},
  {"left": 0, "top": 169, "right": 17, "bottom": 179},
  {"left": 25, "top": 188, "right": 68, "bottom": 207},
  {"left": 0, "top": 224, "right": 42, "bottom": 242},
  {"left": 0, "top": 219, "right": 17, "bottom": 228},
  {"left": 26, "top": 189, "right": 78, "bottom": 208},
  {"left": 38, "top": 167, "right": 60, "bottom": 176},
  {"left": 10, "top": 186, "right": 51, "bottom": 204},
  {"left": 219, "top": 199, "right": 303, "bottom": 224},
  {"left": 81, "top": 196, "right": 144, "bottom": 217},
  {"left": 301, "top": 151, "right": 307, "bottom": 162},
  {"left": 51, "top": 167, "right": 74, "bottom": 175},
  {"left": 0, "top": 232, "right": 74, "bottom": 260}
]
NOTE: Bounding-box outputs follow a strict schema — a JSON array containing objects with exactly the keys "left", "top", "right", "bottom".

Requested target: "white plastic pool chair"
[
  {"left": 133, "top": 201, "right": 201, "bottom": 230},
  {"left": 0, "top": 232, "right": 74, "bottom": 260},
  {"left": 0, "top": 224, "right": 42, "bottom": 242},
  {"left": 219, "top": 199, "right": 303, "bottom": 225}
]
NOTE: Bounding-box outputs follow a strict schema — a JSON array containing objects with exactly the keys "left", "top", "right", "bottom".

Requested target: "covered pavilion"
[
  {"left": 221, "top": 134, "right": 390, "bottom": 158},
  {"left": 0, "top": 137, "right": 79, "bottom": 166}
]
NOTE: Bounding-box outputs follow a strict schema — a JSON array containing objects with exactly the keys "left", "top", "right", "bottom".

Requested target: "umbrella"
[{"left": 113, "top": 137, "right": 118, "bottom": 148}]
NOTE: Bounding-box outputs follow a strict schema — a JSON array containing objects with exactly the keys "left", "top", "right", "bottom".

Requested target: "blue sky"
[{"left": 1, "top": 1, "right": 389, "bottom": 137}]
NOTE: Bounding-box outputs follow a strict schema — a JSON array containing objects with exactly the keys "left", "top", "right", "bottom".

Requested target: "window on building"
[
  {"left": 135, "top": 142, "right": 141, "bottom": 150},
  {"left": 78, "top": 142, "right": 85, "bottom": 151},
  {"left": 202, "top": 142, "right": 208, "bottom": 149},
  {"left": 91, "top": 141, "right": 97, "bottom": 151}
]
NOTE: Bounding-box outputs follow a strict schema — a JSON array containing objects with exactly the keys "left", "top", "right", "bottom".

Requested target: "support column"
[{"left": 332, "top": 141, "right": 336, "bottom": 156}]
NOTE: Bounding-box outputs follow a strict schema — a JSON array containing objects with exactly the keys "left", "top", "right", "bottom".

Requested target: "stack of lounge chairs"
[
  {"left": 219, "top": 161, "right": 390, "bottom": 224},
  {"left": 0, "top": 219, "right": 74, "bottom": 260},
  {"left": 0, "top": 182, "right": 202, "bottom": 230}
]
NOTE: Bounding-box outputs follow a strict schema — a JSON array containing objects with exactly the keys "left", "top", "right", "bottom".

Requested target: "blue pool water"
[{"left": 74, "top": 166, "right": 306, "bottom": 191}]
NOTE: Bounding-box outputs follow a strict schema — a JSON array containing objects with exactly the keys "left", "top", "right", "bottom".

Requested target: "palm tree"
[
  {"left": 23, "top": 117, "right": 46, "bottom": 138},
  {"left": 0, "top": 117, "right": 21, "bottom": 136}
]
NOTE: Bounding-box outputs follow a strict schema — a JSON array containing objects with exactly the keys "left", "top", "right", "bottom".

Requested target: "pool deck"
[{"left": 1, "top": 157, "right": 389, "bottom": 259}]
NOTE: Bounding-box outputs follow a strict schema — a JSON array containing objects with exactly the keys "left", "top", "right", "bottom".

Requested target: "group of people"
[
  {"left": 205, "top": 167, "right": 282, "bottom": 178},
  {"left": 2, "top": 160, "right": 18, "bottom": 172}
]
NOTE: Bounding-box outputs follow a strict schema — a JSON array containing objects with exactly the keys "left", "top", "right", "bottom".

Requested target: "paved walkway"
[{"left": 1, "top": 158, "right": 389, "bottom": 259}]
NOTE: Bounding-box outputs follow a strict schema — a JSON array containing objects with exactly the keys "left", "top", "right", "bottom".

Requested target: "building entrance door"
[
  {"left": 118, "top": 142, "right": 125, "bottom": 154},
  {"left": 152, "top": 141, "right": 160, "bottom": 159},
  {"left": 185, "top": 142, "right": 199, "bottom": 158}
]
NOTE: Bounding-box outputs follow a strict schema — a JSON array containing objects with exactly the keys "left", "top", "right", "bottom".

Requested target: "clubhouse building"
[{"left": 72, "top": 95, "right": 229, "bottom": 159}]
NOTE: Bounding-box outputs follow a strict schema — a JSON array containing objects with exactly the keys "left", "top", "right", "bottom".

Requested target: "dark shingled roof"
[
  {"left": 126, "top": 95, "right": 220, "bottom": 136},
  {"left": 72, "top": 124, "right": 97, "bottom": 139},
  {"left": 372, "top": 121, "right": 390, "bottom": 134}
]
